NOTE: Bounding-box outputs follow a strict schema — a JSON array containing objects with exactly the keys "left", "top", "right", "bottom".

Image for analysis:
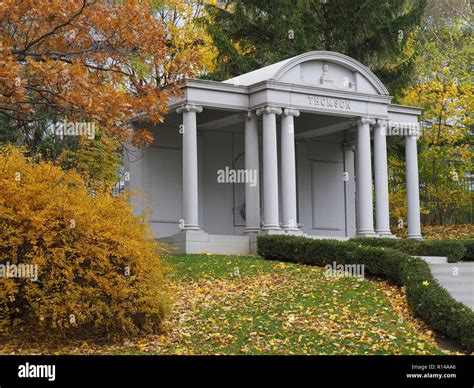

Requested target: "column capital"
[
  {"left": 176, "top": 104, "right": 203, "bottom": 114},
  {"left": 282, "top": 108, "right": 300, "bottom": 117},
  {"left": 256, "top": 105, "right": 282, "bottom": 116},
  {"left": 375, "top": 119, "right": 389, "bottom": 128},
  {"left": 244, "top": 110, "right": 258, "bottom": 120},
  {"left": 342, "top": 142, "right": 355, "bottom": 152},
  {"left": 373, "top": 120, "right": 387, "bottom": 136},
  {"left": 355, "top": 117, "right": 376, "bottom": 126}
]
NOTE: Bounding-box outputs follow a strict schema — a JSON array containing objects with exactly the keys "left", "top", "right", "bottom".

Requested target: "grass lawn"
[
  {"left": 0, "top": 254, "right": 451, "bottom": 355},
  {"left": 142, "top": 254, "right": 446, "bottom": 355}
]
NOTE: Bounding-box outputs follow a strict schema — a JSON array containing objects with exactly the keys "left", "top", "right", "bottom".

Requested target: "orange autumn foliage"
[
  {"left": 0, "top": 0, "right": 207, "bottom": 147},
  {"left": 0, "top": 145, "right": 168, "bottom": 337}
]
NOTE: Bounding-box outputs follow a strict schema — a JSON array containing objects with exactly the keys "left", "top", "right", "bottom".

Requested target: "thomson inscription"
[{"left": 307, "top": 96, "right": 351, "bottom": 110}]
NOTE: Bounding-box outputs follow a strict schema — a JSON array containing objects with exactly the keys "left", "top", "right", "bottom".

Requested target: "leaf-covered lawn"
[
  {"left": 0, "top": 254, "right": 451, "bottom": 355},
  {"left": 151, "top": 254, "right": 444, "bottom": 355}
]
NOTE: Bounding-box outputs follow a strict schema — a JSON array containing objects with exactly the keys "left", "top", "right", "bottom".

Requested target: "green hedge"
[
  {"left": 350, "top": 237, "right": 466, "bottom": 263},
  {"left": 461, "top": 240, "right": 474, "bottom": 261},
  {"left": 257, "top": 235, "right": 474, "bottom": 352}
]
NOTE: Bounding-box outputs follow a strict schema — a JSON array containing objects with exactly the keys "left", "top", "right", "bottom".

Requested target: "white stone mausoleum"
[{"left": 126, "top": 51, "right": 423, "bottom": 254}]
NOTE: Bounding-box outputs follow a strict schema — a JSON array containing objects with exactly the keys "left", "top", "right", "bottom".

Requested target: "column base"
[
  {"left": 244, "top": 227, "right": 261, "bottom": 234},
  {"left": 177, "top": 228, "right": 205, "bottom": 234},
  {"left": 262, "top": 224, "right": 281, "bottom": 231},
  {"left": 259, "top": 228, "right": 285, "bottom": 235},
  {"left": 181, "top": 224, "right": 201, "bottom": 231},
  {"left": 282, "top": 228, "right": 304, "bottom": 235},
  {"left": 158, "top": 231, "right": 253, "bottom": 254},
  {"left": 166, "top": 229, "right": 209, "bottom": 254},
  {"left": 376, "top": 230, "right": 395, "bottom": 238},
  {"left": 407, "top": 234, "right": 423, "bottom": 240},
  {"left": 356, "top": 230, "right": 377, "bottom": 237}
]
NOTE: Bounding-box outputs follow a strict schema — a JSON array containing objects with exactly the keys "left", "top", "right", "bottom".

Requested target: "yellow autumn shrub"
[{"left": 0, "top": 145, "right": 168, "bottom": 337}]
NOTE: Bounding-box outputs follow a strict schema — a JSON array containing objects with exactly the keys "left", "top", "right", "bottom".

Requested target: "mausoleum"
[{"left": 126, "top": 51, "right": 423, "bottom": 253}]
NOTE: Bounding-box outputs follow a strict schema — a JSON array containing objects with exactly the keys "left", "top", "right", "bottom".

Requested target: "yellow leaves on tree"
[
  {"left": 396, "top": 19, "right": 473, "bottom": 225},
  {"left": 157, "top": 0, "right": 218, "bottom": 79},
  {"left": 0, "top": 145, "right": 168, "bottom": 337},
  {"left": 58, "top": 131, "right": 123, "bottom": 191}
]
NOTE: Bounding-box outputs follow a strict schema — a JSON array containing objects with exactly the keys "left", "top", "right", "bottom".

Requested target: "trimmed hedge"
[
  {"left": 350, "top": 237, "right": 466, "bottom": 263},
  {"left": 461, "top": 240, "right": 474, "bottom": 261},
  {"left": 257, "top": 235, "right": 474, "bottom": 352}
]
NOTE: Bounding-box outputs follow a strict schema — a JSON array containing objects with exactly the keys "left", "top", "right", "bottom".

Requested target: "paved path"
[{"left": 418, "top": 256, "right": 474, "bottom": 310}]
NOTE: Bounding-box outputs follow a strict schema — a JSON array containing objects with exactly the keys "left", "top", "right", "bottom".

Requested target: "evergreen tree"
[{"left": 205, "top": 0, "right": 426, "bottom": 97}]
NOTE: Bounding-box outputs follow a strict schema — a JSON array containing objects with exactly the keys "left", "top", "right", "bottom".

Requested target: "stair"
[
  {"left": 426, "top": 262, "right": 474, "bottom": 310},
  {"left": 416, "top": 256, "right": 448, "bottom": 264}
]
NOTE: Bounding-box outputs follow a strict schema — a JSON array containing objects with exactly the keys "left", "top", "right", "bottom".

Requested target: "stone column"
[
  {"left": 257, "top": 105, "right": 282, "bottom": 231},
  {"left": 281, "top": 108, "right": 300, "bottom": 232},
  {"left": 177, "top": 104, "right": 202, "bottom": 231},
  {"left": 373, "top": 121, "right": 392, "bottom": 236},
  {"left": 342, "top": 142, "right": 356, "bottom": 237},
  {"left": 405, "top": 133, "right": 423, "bottom": 239},
  {"left": 244, "top": 111, "right": 261, "bottom": 233},
  {"left": 356, "top": 118, "right": 376, "bottom": 236}
]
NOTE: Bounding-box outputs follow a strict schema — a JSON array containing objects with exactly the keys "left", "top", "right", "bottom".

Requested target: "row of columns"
[
  {"left": 250, "top": 106, "right": 300, "bottom": 233},
  {"left": 176, "top": 103, "right": 422, "bottom": 239},
  {"left": 355, "top": 118, "right": 422, "bottom": 239}
]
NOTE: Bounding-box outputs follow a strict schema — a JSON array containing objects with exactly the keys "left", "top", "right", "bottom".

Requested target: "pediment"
[
  {"left": 223, "top": 51, "right": 389, "bottom": 96},
  {"left": 274, "top": 52, "right": 388, "bottom": 95},
  {"left": 278, "top": 59, "right": 378, "bottom": 95}
]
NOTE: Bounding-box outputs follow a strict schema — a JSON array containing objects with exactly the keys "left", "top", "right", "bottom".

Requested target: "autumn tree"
[
  {"left": 0, "top": 2, "right": 220, "bottom": 336},
  {"left": 0, "top": 1, "right": 214, "bottom": 165},
  {"left": 393, "top": 0, "right": 473, "bottom": 225}
]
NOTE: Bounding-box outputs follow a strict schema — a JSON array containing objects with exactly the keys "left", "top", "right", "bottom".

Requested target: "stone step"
[
  {"left": 444, "top": 290, "right": 474, "bottom": 300},
  {"left": 436, "top": 282, "right": 474, "bottom": 292},
  {"left": 428, "top": 262, "right": 474, "bottom": 310},
  {"left": 416, "top": 256, "right": 448, "bottom": 264},
  {"left": 433, "top": 275, "right": 474, "bottom": 287},
  {"left": 429, "top": 263, "right": 474, "bottom": 274}
]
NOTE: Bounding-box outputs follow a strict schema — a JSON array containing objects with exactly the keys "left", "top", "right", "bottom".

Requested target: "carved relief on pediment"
[{"left": 298, "top": 60, "right": 357, "bottom": 92}]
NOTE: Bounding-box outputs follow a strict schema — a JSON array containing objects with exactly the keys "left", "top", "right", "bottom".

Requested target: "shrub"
[
  {"left": 350, "top": 246, "right": 406, "bottom": 284},
  {"left": 257, "top": 235, "right": 474, "bottom": 351},
  {"left": 258, "top": 235, "right": 311, "bottom": 262},
  {"left": 257, "top": 235, "right": 353, "bottom": 266},
  {"left": 402, "top": 258, "right": 474, "bottom": 350},
  {"left": 351, "top": 237, "right": 466, "bottom": 263},
  {"left": 0, "top": 146, "right": 168, "bottom": 337},
  {"left": 461, "top": 240, "right": 474, "bottom": 261}
]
